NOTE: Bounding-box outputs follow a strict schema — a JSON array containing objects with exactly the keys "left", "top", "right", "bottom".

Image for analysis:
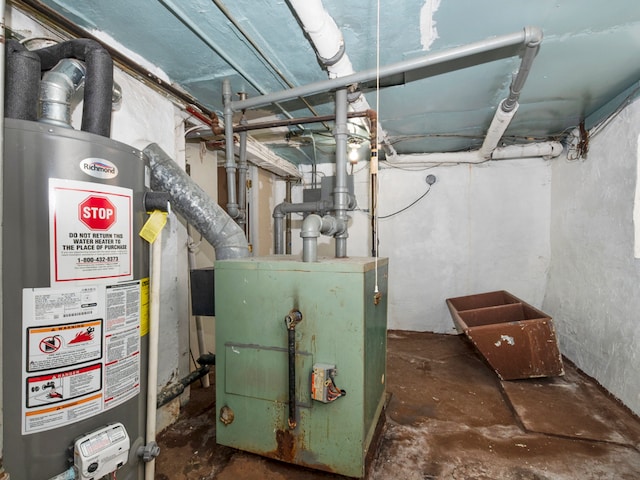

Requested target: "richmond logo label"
[{"left": 80, "top": 158, "right": 118, "bottom": 179}]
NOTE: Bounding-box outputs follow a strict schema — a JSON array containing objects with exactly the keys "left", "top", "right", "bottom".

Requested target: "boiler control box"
[
  {"left": 74, "top": 423, "right": 130, "bottom": 480},
  {"left": 311, "top": 363, "right": 338, "bottom": 403}
]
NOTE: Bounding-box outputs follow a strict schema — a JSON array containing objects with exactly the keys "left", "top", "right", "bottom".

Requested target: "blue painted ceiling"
[{"left": 30, "top": 0, "right": 640, "bottom": 164}]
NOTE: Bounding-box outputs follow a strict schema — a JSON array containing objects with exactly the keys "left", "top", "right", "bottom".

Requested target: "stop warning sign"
[{"left": 79, "top": 195, "right": 117, "bottom": 230}]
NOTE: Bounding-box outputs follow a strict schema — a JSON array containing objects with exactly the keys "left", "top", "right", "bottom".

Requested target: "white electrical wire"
[{"left": 373, "top": 0, "right": 381, "bottom": 294}]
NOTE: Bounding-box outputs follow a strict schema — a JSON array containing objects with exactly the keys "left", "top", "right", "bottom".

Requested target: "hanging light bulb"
[{"left": 348, "top": 141, "right": 360, "bottom": 164}]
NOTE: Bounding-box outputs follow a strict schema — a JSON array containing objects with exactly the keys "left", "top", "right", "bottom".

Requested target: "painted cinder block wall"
[{"left": 544, "top": 96, "right": 640, "bottom": 416}]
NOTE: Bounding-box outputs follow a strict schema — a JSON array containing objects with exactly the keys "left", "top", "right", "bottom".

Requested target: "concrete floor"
[{"left": 155, "top": 331, "right": 640, "bottom": 479}]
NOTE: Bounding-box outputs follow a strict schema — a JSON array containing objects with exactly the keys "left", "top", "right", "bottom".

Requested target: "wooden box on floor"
[{"left": 446, "top": 290, "right": 564, "bottom": 380}]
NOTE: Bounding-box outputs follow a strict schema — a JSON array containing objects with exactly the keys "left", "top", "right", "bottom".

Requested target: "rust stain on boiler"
[{"left": 275, "top": 429, "right": 297, "bottom": 463}]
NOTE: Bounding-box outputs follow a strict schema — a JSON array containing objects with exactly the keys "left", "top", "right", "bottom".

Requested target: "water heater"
[{"left": 2, "top": 118, "right": 150, "bottom": 479}]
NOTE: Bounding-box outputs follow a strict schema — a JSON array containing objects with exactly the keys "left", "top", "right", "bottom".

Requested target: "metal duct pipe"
[
  {"left": 231, "top": 27, "right": 543, "bottom": 112},
  {"left": 144, "top": 143, "right": 249, "bottom": 260},
  {"left": 4, "top": 40, "right": 40, "bottom": 121},
  {"left": 273, "top": 200, "right": 332, "bottom": 254},
  {"left": 334, "top": 88, "right": 349, "bottom": 258},
  {"left": 39, "top": 58, "right": 86, "bottom": 129},
  {"left": 300, "top": 214, "right": 342, "bottom": 262},
  {"left": 34, "top": 39, "right": 114, "bottom": 137},
  {"left": 223, "top": 79, "right": 240, "bottom": 219}
]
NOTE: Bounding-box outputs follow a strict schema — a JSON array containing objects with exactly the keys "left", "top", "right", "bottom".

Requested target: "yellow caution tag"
[{"left": 139, "top": 210, "right": 168, "bottom": 243}]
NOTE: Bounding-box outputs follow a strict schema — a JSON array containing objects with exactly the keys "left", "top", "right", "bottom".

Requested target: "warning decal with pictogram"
[
  {"left": 49, "top": 178, "right": 133, "bottom": 284},
  {"left": 27, "top": 319, "right": 103, "bottom": 372}
]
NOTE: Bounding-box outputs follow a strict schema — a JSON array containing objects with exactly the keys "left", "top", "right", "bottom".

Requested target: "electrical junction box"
[
  {"left": 74, "top": 423, "right": 130, "bottom": 480},
  {"left": 311, "top": 363, "right": 338, "bottom": 403}
]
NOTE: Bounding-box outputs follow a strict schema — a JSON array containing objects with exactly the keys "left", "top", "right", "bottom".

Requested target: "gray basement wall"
[{"left": 544, "top": 95, "right": 640, "bottom": 416}]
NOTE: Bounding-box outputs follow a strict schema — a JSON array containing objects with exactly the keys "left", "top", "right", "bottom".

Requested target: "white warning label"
[
  {"left": 22, "top": 282, "right": 141, "bottom": 434},
  {"left": 49, "top": 178, "right": 133, "bottom": 284}
]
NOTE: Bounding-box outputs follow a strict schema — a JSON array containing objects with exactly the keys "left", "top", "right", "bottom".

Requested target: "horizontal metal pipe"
[
  {"left": 231, "top": 27, "right": 542, "bottom": 112},
  {"left": 232, "top": 111, "right": 370, "bottom": 133}
]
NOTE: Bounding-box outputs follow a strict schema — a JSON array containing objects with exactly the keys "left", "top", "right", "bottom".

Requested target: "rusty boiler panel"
[{"left": 446, "top": 290, "right": 564, "bottom": 380}]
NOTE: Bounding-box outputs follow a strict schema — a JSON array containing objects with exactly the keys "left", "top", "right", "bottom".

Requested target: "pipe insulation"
[
  {"left": 144, "top": 143, "right": 249, "bottom": 260},
  {"left": 5, "top": 40, "right": 40, "bottom": 121},
  {"left": 34, "top": 39, "right": 114, "bottom": 137}
]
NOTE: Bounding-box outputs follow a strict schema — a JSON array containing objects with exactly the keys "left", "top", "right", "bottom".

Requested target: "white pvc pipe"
[
  {"left": 288, "top": 0, "right": 397, "bottom": 156},
  {"left": 491, "top": 141, "right": 564, "bottom": 160},
  {"left": 145, "top": 230, "right": 162, "bottom": 480},
  {"left": 386, "top": 141, "right": 563, "bottom": 165},
  {"left": 288, "top": 0, "right": 352, "bottom": 79},
  {"left": 478, "top": 101, "right": 518, "bottom": 159}
]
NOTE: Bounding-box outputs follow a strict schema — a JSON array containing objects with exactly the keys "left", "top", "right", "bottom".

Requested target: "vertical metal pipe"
[
  {"left": 223, "top": 79, "right": 239, "bottom": 218},
  {"left": 274, "top": 213, "right": 284, "bottom": 254},
  {"left": 502, "top": 26, "right": 542, "bottom": 113},
  {"left": 287, "top": 326, "right": 297, "bottom": 428},
  {"left": 334, "top": 88, "right": 349, "bottom": 257},
  {"left": 285, "top": 179, "right": 292, "bottom": 254},
  {"left": 238, "top": 127, "right": 248, "bottom": 232},
  {"left": 285, "top": 310, "right": 302, "bottom": 429}
]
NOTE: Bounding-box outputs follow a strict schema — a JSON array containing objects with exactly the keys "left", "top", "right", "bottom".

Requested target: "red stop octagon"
[{"left": 79, "top": 195, "right": 117, "bottom": 230}]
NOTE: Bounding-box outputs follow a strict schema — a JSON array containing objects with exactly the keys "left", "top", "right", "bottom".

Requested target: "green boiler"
[{"left": 215, "top": 256, "right": 388, "bottom": 478}]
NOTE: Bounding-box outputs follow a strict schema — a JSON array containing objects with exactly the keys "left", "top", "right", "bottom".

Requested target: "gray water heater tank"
[{"left": 3, "top": 118, "right": 150, "bottom": 479}]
